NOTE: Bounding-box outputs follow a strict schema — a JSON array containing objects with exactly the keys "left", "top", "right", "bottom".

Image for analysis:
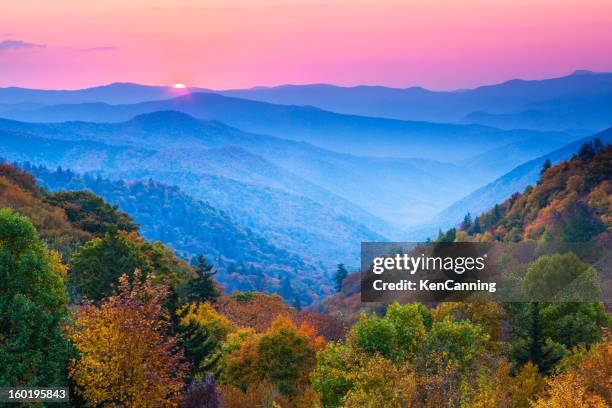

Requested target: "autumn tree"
[
  {"left": 0, "top": 209, "right": 70, "bottom": 387},
  {"left": 214, "top": 292, "right": 294, "bottom": 332},
  {"left": 531, "top": 342, "right": 611, "bottom": 408},
  {"left": 68, "top": 271, "right": 187, "bottom": 407},
  {"left": 221, "top": 316, "right": 321, "bottom": 398}
]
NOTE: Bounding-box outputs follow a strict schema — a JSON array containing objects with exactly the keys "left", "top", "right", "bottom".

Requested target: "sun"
[{"left": 172, "top": 83, "right": 186, "bottom": 89}]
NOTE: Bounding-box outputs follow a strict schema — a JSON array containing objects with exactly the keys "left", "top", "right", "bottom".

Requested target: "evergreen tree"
[
  {"left": 186, "top": 255, "right": 220, "bottom": 303},
  {"left": 509, "top": 303, "right": 565, "bottom": 374},
  {"left": 471, "top": 216, "right": 482, "bottom": 234},
  {"left": 540, "top": 159, "right": 551, "bottom": 175},
  {"left": 179, "top": 321, "right": 222, "bottom": 381},
  {"left": 460, "top": 212, "right": 472, "bottom": 230},
  {"left": 538, "top": 159, "right": 552, "bottom": 184},
  {"left": 334, "top": 264, "right": 349, "bottom": 293}
]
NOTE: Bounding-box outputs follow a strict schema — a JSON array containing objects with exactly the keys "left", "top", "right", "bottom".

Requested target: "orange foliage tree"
[
  {"left": 221, "top": 316, "right": 324, "bottom": 401},
  {"left": 68, "top": 271, "right": 188, "bottom": 407}
]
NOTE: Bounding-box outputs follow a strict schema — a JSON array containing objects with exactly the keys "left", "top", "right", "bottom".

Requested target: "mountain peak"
[
  {"left": 127, "top": 110, "right": 202, "bottom": 130},
  {"left": 570, "top": 69, "right": 598, "bottom": 76}
]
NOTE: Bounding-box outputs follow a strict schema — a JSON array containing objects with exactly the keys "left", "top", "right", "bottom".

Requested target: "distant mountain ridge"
[
  {"left": 0, "top": 92, "right": 574, "bottom": 161},
  {"left": 218, "top": 70, "right": 612, "bottom": 133},
  {"left": 0, "top": 82, "right": 211, "bottom": 105}
]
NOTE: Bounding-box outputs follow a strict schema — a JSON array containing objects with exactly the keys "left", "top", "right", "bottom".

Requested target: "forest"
[{"left": 0, "top": 141, "right": 610, "bottom": 407}]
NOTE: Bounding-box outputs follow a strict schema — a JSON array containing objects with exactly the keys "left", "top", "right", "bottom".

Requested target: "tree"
[
  {"left": 186, "top": 255, "right": 220, "bottom": 303},
  {"left": 334, "top": 264, "right": 348, "bottom": 293},
  {"left": 509, "top": 302, "right": 565, "bottom": 374},
  {"left": 256, "top": 317, "right": 318, "bottom": 396},
  {"left": 221, "top": 316, "right": 321, "bottom": 398},
  {"left": 0, "top": 209, "right": 70, "bottom": 387},
  {"left": 178, "top": 302, "right": 234, "bottom": 380},
  {"left": 523, "top": 253, "right": 601, "bottom": 302},
  {"left": 68, "top": 271, "right": 187, "bottom": 407},
  {"left": 540, "top": 159, "right": 552, "bottom": 176},
  {"left": 68, "top": 231, "right": 149, "bottom": 302},
  {"left": 461, "top": 212, "right": 473, "bottom": 230},
  {"left": 69, "top": 231, "right": 195, "bottom": 304}
]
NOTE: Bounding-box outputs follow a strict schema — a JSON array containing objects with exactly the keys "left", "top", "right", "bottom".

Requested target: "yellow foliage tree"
[{"left": 68, "top": 270, "right": 188, "bottom": 407}]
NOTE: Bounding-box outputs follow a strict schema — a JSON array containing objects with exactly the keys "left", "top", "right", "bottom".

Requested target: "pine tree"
[
  {"left": 460, "top": 212, "right": 472, "bottom": 230},
  {"left": 334, "top": 264, "right": 349, "bottom": 293},
  {"left": 186, "top": 255, "right": 220, "bottom": 303},
  {"left": 538, "top": 159, "right": 552, "bottom": 184},
  {"left": 180, "top": 321, "right": 222, "bottom": 381}
]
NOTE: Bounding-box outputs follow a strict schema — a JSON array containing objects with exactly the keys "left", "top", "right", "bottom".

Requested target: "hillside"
[
  {"left": 0, "top": 112, "right": 562, "bottom": 227},
  {"left": 458, "top": 140, "right": 611, "bottom": 242},
  {"left": 417, "top": 127, "right": 612, "bottom": 238},
  {"left": 19, "top": 164, "right": 331, "bottom": 304},
  {"left": 0, "top": 126, "right": 387, "bottom": 268},
  {"left": 324, "top": 139, "right": 612, "bottom": 320},
  {"left": 0, "top": 163, "right": 91, "bottom": 258}
]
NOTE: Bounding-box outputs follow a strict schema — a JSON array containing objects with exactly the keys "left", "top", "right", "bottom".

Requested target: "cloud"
[
  {"left": 0, "top": 39, "right": 45, "bottom": 51},
  {"left": 83, "top": 46, "right": 118, "bottom": 52}
]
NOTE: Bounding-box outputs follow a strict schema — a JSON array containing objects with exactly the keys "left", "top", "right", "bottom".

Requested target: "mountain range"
[
  {"left": 2, "top": 71, "right": 609, "bottom": 135},
  {"left": 0, "top": 89, "right": 575, "bottom": 162},
  {"left": 0, "top": 73, "right": 610, "bottom": 304}
]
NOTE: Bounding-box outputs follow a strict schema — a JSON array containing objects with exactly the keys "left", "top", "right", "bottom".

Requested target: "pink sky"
[{"left": 1, "top": 0, "right": 612, "bottom": 90}]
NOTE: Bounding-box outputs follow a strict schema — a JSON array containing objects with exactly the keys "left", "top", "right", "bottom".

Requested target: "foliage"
[
  {"left": 44, "top": 190, "right": 138, "bottom": 236},
  {"left": 461, "top": 144, "right": 611, "bottom": 242},
  {"left": 215, "top": 292, "right": 295, "bottom": 332},
  {"left": 0, "top": 209, "right": 70, "bottom": 387},
  {"left": 531, "top": 342, "right": 611, "bottom": 408},
  {"left": 523, "top": 252, "right": 600, "bottom": 301},
  {"left": 221, "top": 316, "right": 322, "bottom": 398},
  {"left": 312, "top": 303, "right": 491, "bottom": 407},
  {"left": 67, "top": 271, "right": 188, "bottom": 407},
  {"left": 68, "top": 230, "right": 195, "bottom": 303},
  {"left": 0, "top": 164, "right": 90, "bottom": 259},
  {"left": 178, "top": 302, "right": 234, "bottom": 380}
]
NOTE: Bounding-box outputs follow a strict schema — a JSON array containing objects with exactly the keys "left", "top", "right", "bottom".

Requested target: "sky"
[{"left": 1, "top": 0, "right": 612, "bottom": 90}]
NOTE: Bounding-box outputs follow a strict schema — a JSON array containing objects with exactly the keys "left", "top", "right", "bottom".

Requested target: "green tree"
[
  {"left": 334, "top": 264, "right": 348, "bottom": 293},
  {"left": 179, "top": 320, "right": 222, "bottom": 381},
  {"left": 421, "top": 317, "right": 488, "bottom": 372},
  {"left": 461, "top": 212, "right": 473, "bottom": 230},
  {"left": 0, "top": 209, "right": 70, "bottom": 387},
  {"left": 523, "top": 253, "right": 600, "bottom": 302},
  {"left": 186, "top": 255, "right": 220, "bottom": 303},
  {"left": 509, "top": 302, "right": 565, "bottom": 374},
  {"left": 68, "top": 231, "right": 149, "bottom": 303}
]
